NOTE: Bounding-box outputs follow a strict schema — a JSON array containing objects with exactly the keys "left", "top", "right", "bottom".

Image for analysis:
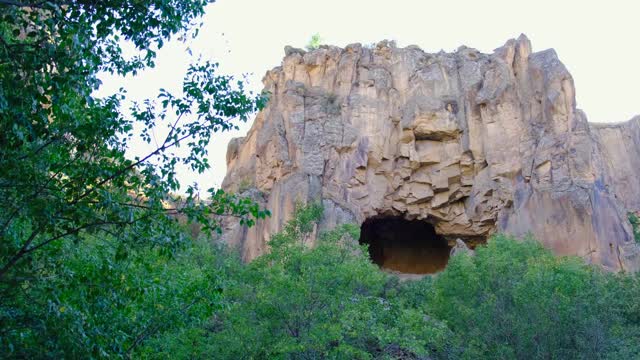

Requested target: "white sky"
[{"left": 99, "top": 0, "right": 640, "bottom": 193}]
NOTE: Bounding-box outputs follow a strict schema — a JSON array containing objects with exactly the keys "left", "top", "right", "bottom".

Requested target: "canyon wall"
[{"left": 221, "top": 35, "right": 640, "bottom": 271}]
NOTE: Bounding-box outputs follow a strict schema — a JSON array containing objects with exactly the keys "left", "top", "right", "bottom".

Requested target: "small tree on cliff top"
[{"left": 305, "top": 33, "right": 323, "bottom": 50}]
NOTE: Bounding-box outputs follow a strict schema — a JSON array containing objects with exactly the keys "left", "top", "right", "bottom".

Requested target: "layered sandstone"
[{"left": 221, "top": 35, "right": 640, "bottom": 271}]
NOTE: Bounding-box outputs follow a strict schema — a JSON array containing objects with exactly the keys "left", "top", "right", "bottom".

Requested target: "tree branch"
[
  {"left": 69, "top": 126, "right": 193, "bottom": 206},
  {"left": 0, "top": 227, "right": 42, "bottom": 280},
  {"left": 17, "top": 137, "right": 61, "bottom": 161},
  {"left": 1, "top": 155, "right": 77, "bottom": 235},
  {"left": 125, "top": 296, "right": 203, "bottom": 356},
  {"left": 0, "top": 219, "right": 133, "bottom": 281}
]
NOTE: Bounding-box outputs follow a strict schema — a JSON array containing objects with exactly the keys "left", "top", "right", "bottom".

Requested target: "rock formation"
[
  {"left": 221, "top": 35, "right": 640, "bottom": 272},
  {"left": 450, "top": 239, "right": 474, "bottom": 258}
]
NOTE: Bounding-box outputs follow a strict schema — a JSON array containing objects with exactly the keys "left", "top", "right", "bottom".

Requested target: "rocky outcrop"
[
  {"left": 450, "top": 239, "right": 474, "bottom": 257},
  {"left": 221, "top": 35, "right": 640, "bottom": 272}
]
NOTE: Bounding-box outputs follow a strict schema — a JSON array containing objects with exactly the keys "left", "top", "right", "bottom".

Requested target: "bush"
[
  {"left": 14, "top": 201, "right": 640, "bottom": 358},
  {"left": 140, "top": 212, "right": 640, "bottom": 360},
  {"left": 143, "top": 203, "right": 456, "bottom": 359},
  {"left": 629, "top": 213, "right": 640, "bottom": 243},
  {"left": 428, "top": 234, "right": 640, "bottom": 359},
  {"left": 305, "top": 33, "right": 323, "bottom": 51},
  {"left": 0, "top": 231, "right": 238, "bottom": 358}
]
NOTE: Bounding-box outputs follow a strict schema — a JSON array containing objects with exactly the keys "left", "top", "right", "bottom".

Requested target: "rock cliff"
[{"left": 221, "top": 35, "right": 640, "bottom": 271}]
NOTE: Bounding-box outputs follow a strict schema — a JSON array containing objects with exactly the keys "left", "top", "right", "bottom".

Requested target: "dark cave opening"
[{"left": 359, "top": 217, "right": 451, "bottom": 275}]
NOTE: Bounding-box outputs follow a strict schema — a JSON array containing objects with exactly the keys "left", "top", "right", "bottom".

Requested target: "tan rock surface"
[{"left": 221, "top": 35, "right": 640, "bottom": 271}]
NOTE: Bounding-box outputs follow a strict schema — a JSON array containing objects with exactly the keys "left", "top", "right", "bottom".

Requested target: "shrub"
[
  {"left": 629, "top": 213, "right": 640, "bottom": 243},
  {"left": 144, "top": 203, "right": 456, "bottom": 359},
  {"left": 428, "top": 234, "right": 639, "bottom": 359},
  {"left": 0, "top": 231, "right": 238, "bottom": 359},
  {"left": 134, "top": 212, "right": 640, "bottom": 359},
  {"left": 305, "top": 33, "right": 323, "bottom": 51}
]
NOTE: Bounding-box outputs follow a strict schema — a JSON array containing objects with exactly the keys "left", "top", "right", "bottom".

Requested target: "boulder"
[{"left": 450, "top": 239, "right": 474, "bottom": 257}]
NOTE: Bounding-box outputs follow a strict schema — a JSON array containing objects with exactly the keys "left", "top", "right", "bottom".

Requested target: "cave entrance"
[{"left": 359, "top": 217, "right": 451, "bottom": 275}]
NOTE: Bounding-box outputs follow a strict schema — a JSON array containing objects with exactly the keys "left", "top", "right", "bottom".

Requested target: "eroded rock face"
[{"left": 221, "top": 35, "right": 640, "bottom": 271}]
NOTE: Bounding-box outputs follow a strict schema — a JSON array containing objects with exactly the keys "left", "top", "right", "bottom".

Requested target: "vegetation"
[
  {"left": 629, "top": 213, "right": 640, "bottom": 243},
  {"left": 3, "top": 1, "right": 640, "bottom": 359},
  {"left": 305, "top": 33, "right": 323, "bottom": 51},
  {"left": 135, "top": 204, "right": 640, "bottom": 360},
  {"left": 139, "top": 203, "right": 457, "bottom": 359},
  {"left": 429, "top": 234, "right": 640, "bottom": 359},
  {"left": 0, "top": 0, "right": 268, "bottom": 282},
  {"left": 0, "top": 0, "right": 266, "bottom": 357},
  {"left": 1, "top": 228, "right": 240, "bottom": 358}
]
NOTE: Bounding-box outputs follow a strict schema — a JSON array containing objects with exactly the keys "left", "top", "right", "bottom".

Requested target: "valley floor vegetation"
[{"left": 4, "top": 203, "right": 640, "bottom": 359}]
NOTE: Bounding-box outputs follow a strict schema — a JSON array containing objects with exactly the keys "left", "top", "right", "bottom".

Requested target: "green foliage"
[
  {"left": 629, "top": 213, "right": 640, "bottom": 243},
  {"left": 0, "top": 1, "right": 269, "bottom": 357},
  {"left": 1, "top": 230, "right": 241, "bottom": 358},
  {"left": 7, "top": 194, "right": 637, "bottom": 358},
  {"left": 305, "top": 33, "right": 323, "bottom": 51},
  {"left": 141, "top": 223, "right": 640, "bottom": 359},
  {"left": 142, "top": 203, "right": 456, "bottom": 359},
  {"left": 428, "top": 234, "right": 640, "bottom": 359},
  {"left": 266, "top": 201, "right": 323, "bottom": 253},
  {"left": 0, "top": 0, "right": 269, "bottom": 282},
  {"left": 3, "top": 4, "right": 640, "bottom": 355}
]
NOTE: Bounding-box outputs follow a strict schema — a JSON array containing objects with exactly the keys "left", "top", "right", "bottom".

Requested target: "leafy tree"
[
  {"left": 1, "top": 229, "right": 241, "bottom": 358},
  {"left": 0, "top": 0, "right": 268, "bottom": 356},
  {"left": 305, "top": 33, "right": 323, "bottom": 51},
  {"left": 143, "top": 203, "right": 456, "bottom": 359},
  {"left": 5, "top": 2, "right": 640, "bottom": 359},
  {"left": 428, "top": 234, "right": 639, "bottom": 359},
  {"left": 0, "top": 0, "right": 268, "bottom": 280},
  {"left": 132, "top": 210, "right": 640, "bottom": 359}
]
